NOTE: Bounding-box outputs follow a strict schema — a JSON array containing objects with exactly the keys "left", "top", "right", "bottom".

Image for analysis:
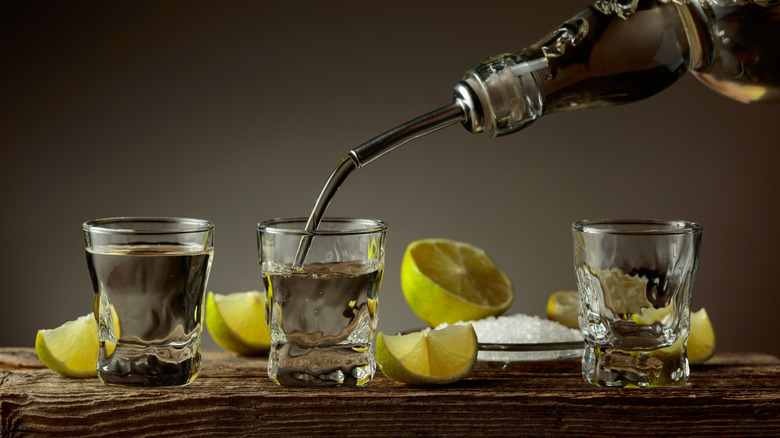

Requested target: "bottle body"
[
  {"left": 684, "top": 1, "right": 780, "bottom": 104},
  {"left": 456, "top": 0, "right": 780, "bottom": 137}
]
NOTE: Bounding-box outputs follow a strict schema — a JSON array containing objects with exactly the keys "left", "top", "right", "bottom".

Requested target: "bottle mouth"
[{"left": 452, "top": 80, "right": 485, "bottom": 134}]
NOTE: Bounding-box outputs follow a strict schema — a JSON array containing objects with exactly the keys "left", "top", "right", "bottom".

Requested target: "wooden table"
[{"left": 2, "top": 348, "right": 779, "bottom": 437}]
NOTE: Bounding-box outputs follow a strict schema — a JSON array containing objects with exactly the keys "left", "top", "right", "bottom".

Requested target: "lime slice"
[
  {"left": 688, "top": 308, "right": 716, "bottom": 365},
  {"left": 546, "top": 290, "right": 579, "bottom": 329},
  {"left": 35, "top": 314, "right": 98, "bottom": 377},
  {"left": 376, "top": 324, "right": 478, "bottom": 384},
  {"left": 206, "top": 291, "right": 271, "bottom": 355},
  {"left": 401, "top": 239, "right": 513, "bottom": 327}
]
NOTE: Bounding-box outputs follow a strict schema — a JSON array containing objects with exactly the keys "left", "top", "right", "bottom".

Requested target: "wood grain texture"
[{"left": 2, "top": 348, "right": 779, "bottom": 437}]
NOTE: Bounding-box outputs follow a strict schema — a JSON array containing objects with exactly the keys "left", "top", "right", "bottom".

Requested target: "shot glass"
[
  {"left": 84, "top": 217, "right": 214, "bottom": 386},
  {"left": 257, "top": 218, "right": 387, "bottom": 387},
  {"left": 573, "top": 219, "right": 702, "bottom": 388}
]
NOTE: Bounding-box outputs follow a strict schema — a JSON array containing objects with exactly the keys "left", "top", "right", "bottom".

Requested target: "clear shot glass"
[
  {"left": 258, "top": 218, "right": 387, "bottom": 387},
  {"left": 573, "top": 219, "right": 702, "bottom": 388},
  {"left": 84, "top": 217, "right": 214, "bottom": 386}
]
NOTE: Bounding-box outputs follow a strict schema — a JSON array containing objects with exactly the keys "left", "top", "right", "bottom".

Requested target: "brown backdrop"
[{"left": 2, "top": 1, "right": 778, "bottom": 357}]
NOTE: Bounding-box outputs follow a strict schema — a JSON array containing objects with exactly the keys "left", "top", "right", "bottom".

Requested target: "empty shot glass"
[
  {"left": 573, "top": 219, "right": 702, "bottom": 388},
  {"left": 258, "top": 218, "right": 386, "bottom": 387},
  {"left": 84, "top": 217, "right": 214, "bottom": 386}
]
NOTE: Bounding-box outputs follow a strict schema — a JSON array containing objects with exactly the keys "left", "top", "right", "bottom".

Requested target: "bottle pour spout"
[
  {"left": 348, "top": 102, "right": 466, "bottom": 168},
  {"left": 347, "top": 78, "right": 503, "bottom": 168},
  {"left": 296, "top": 98, "right": 470, "bottom": 268}
]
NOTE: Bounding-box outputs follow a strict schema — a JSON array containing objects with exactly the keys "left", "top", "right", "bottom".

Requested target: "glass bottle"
[{"left": 454, "top": 0, "right": 780, "bottom": 137}]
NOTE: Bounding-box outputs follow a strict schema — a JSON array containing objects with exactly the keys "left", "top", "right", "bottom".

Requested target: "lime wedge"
[
  {"left": 35, "top": 314, "right": 98, "bottom": 377},
  {"left": 376, "top": 324, "right": 478, "bottom": 385},
  {"left": 206, "top": 291, "right": 271, "bottom": 355},
  {"left": 546, "top": 290, "right": 579, "bottom": 329},
  {"left": 688, "top": 308, "right": 716, "bottom": 365},
  {"left": 401, "top": 238, "right": 513, "bottom": 327}
]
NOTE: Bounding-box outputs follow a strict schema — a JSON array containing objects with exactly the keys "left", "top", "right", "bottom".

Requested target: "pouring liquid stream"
[{"left": 292, "top": 103, "right": 465, "bottom": 269}]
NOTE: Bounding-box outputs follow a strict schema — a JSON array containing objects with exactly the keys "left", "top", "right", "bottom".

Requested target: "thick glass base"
[
  {"left": 582, "top": 344, "right": 689, "bottom": 388},
  {"left": 97, "top": 342, "right": 201, "bottom": 387},
  {"left": 268, "top": 343, "right": 375, "bottom": 387}
]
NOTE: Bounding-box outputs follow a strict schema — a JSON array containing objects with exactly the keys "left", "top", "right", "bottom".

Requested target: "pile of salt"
[{"left": 438, "top": 313, "right": 584, "bottom": 363}]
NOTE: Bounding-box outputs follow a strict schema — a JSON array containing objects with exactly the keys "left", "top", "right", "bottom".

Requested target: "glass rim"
[
  {"left": 83, "top": 217, "right": 214, "bottom": 234},
  {"left": 572, "top": 218, "right": 702, "bottom": 235},
  {"left": 257, "top": 217, "right": 387, "bottom": 236}
]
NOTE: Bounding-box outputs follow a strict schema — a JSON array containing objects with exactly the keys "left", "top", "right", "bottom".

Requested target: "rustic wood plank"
[{"left": 2, "top": 348, "right": 779, "bottom": 437}]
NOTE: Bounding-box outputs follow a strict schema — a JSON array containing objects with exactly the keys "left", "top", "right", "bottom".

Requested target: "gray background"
[{"left": 2, "top": 1, "right": 779, "bottom": 357}]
